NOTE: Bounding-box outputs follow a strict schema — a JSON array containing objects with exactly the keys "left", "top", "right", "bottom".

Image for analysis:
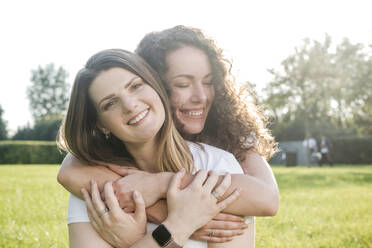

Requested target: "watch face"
[{"left": 152, "top": 224, "right": 172, "bottom": 246}]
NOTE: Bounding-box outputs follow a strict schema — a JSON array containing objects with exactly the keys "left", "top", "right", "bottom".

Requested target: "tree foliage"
[
  {"left": 27, "top": 63, "right": 70, "bottom": 121},
  {"left": 0, "top": 105, "right": 8, "bottom": 140},
  {"left": 263, "top": 35, "right": 372, "bottom": 140},
  {"left": 12, "top": 116, "right": 62, "bottom": 141}
]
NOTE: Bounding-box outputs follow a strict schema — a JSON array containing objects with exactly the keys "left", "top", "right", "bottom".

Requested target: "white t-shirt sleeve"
[{"left": 67, "top": 193, "right": 90, "bottom": 224}]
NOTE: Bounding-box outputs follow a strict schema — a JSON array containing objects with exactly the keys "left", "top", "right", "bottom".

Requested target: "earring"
[{"left": 105, "top": 133, "right": 110, "bottom": 140}]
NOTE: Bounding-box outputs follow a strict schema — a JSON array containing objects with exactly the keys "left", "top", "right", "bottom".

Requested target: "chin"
[{"left": 182, "top": 124, "right": 205, "bottom": 135}]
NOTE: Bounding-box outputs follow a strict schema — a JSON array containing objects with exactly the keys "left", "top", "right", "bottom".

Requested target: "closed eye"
[
  {"left": 203, "top": 81, "right": 214, "bottom": 86},
  {"left": 174, "top": 82, "right": 190, "bottom": 88}
]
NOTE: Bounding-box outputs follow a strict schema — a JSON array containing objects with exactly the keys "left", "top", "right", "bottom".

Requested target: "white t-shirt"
[
  {"left": 67, "top": 142, "right": 252, "bottom": 248},
  {"left": 303, "top": 138, "right": 317, "bottom": 150}
]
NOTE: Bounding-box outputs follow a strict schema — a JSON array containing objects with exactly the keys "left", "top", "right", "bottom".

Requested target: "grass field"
[{"left": 0, "top": 165, "right": 371, "bottom": 247}]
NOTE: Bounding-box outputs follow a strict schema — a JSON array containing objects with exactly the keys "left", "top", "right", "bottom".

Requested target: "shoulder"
[
  {"left": 187, "top": 142, "right": 243, "bottom": 174},
  {"left": 187, "top": 141, "right": 235, "bottom": 159}
]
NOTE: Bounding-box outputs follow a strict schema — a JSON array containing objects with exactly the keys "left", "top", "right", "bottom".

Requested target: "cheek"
[
  {"left": 207, "top": 87, "right": 215, "bottom": 102},
  {"left": 169, "top": 90, "right": 184, "bottom": 110}
]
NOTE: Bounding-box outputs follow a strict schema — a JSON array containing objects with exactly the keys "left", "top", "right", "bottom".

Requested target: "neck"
[{"left": 125, "top": 138, "right": 159, "bottom": 173}]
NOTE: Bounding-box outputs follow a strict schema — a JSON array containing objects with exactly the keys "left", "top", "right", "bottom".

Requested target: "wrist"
[
  {"left": 156, "top": 172, "right": 173, "bottom": 198},
  {"left": 162, "top": 218, "right": 192, "bottom": 246}
]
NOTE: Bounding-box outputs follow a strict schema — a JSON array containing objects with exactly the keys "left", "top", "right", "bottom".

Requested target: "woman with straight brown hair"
[{"left": 58, "top": 48, "right": 244, "bottom": 247}]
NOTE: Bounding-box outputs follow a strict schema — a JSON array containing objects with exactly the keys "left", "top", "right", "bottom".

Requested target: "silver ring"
[
  {"left": 212, "top": 191, "right": 221, "bottom": 201},
  {"left": 98, "top": 207, "right": 109, "bottom": 217},
  {"left": 209, "top": 230, "right": 214, "bottom": 237}
]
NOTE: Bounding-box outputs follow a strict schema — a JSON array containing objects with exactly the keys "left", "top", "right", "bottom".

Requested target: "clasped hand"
[{"left": 109, "top": 166, "right": 247, "bottom": 243}]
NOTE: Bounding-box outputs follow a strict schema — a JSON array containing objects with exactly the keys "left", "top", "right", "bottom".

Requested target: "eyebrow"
[
  {"left": 171, "top": 73, "right": 213, "bottom": 80},
  {"left": 98, "top": 76, "right": 140, "bottom": 107}
]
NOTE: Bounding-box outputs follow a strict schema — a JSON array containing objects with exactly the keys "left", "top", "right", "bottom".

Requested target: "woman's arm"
[
  {"left": 113, "top": 169, "right": 276, "bottom": 217},
  {"left": 69, "top": 223, "right": 113, "bottom": 248},
  {"left": 70, "top": 170, "right": 240, "bottom": 248},
  {"left": 58, "top": 152, "right": 278, "bottom": 217},
  {"left": 238, "top": 150, "right": 279, "bottom": 216},
  {"left": 57, "top": 153, "right": 122, "bottom": 199}
]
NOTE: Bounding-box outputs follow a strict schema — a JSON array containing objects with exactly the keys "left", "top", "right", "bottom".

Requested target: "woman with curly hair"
[{"left": 58, "top": 26, "right": 279, "bottom": 247}]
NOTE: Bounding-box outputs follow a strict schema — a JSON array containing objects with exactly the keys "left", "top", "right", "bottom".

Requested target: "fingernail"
[
  {"left": 81, "top": 188, "right": 86, "bottom": 194},
  {"left": 133, "top": 190, "right": 139, "bottom": 198}
]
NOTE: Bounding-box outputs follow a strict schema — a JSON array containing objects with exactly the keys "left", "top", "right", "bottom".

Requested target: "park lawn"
[
  {"left": 0, "top": 165, "right": 371, "bottom": 248},
  {"left": 256, "top": 166, "right": 372, "bottom": 248}
]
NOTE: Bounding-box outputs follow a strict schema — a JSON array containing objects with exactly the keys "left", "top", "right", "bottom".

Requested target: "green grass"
[
  {"left": 0, "top": 165, "right": 68, "bottom": 248},
  {"left": 0, "top": 165, "right": 371, "bottom": 247},
  {"left": 256, "top": 166, "right": 372, "bottom": 248}
]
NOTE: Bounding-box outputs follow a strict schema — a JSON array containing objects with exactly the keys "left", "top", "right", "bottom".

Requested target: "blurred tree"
[
  {"left": 263, "top": 35, "right": 335, "bottom": 139},
  {"left": 332, "top": 38, "right": 372, "bottom": 132},
  {"left": 263, "top": 35, "right": 372, "bottom": 140},
  {"left": 27, "top": 63, "right": 70, "bottom": 121},
  {"left": 0, "top": 105, "right": 8, "bottom": 140},
  {"left": 12, "top": 123, "right": 34, "bottom": 140},
  {"left": 12, "top": 116, "right": 62, "bottom": 141}
]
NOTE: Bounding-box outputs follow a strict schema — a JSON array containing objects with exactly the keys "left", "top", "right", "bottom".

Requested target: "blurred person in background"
[
  {"left": 303, "top": 133, "right": 318, "bottom": 167},
  {"left": 319, "top": 135, "right": 333, "bottom": 167}
]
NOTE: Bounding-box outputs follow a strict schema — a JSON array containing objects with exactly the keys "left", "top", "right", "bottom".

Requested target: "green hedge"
[
  {"left": 0, "top": 141, "right": 66, "bottom": 164},
  {"left": 332, "top": 136, "right": 372, "bottom": 164}
]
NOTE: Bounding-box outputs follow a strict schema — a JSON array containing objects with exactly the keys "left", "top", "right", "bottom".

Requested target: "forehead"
[
  {"left": 165, "top": 46, "right": 211, "bottom": 78},
  {"left": 89, "top": 67, "right": 137, "bottom": 104}
]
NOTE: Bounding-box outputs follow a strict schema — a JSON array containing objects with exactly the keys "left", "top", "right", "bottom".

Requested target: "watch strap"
[{"left": 164, "top": 239, "right": 182, "bottom": 248}]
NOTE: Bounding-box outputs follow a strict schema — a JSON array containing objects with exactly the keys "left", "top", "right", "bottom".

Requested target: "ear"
[{"left": 96, "top": 121, "right": 109, "bottom": 135}]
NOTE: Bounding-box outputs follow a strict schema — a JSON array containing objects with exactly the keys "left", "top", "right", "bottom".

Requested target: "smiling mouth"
[
  {"left": 127, "top": 108, "right": 149, "bottom": 125},
  {"left": 180, "top": 109, "right": 204, "bottom": 118}
]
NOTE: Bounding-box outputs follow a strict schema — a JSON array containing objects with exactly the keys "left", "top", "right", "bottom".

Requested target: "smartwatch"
[{"left": 152, "top": 224, "right": 182, "bottom": 248}]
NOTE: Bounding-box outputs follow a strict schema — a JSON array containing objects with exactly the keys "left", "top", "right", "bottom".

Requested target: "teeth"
[
  {"left": 186, "top": 111, "right": 203, "bottom": 116},
  {"left": 128, "top": 109, "right": 149, "bottom": 125}
]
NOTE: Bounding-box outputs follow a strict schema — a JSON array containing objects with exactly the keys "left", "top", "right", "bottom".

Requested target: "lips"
[{"left": 127, "top": 108, "right": 149, "bottom": 125}]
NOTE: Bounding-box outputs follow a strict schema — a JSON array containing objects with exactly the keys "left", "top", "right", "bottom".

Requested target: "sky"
[{"left": 0, "top": 0, "right": 371, "bottom": 135}]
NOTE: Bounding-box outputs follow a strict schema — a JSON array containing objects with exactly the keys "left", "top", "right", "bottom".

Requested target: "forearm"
[
  {"left": 68, "top": 221, "right": 188, "bottom": 248},
  {"left": 219, "top": 173, "right": 278, "bottom": 216},
  {"left": 57, "top": 153, "right": 121, "bottom": 199},
  {"left": 158, "top": 170, "right": 278, "bottom": 216},
  {"left": 236, "top": 151, "right": 279, "bottom": 216}
]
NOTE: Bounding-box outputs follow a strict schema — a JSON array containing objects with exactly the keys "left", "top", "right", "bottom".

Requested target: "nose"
[
  {"left": 120, "top": 94, "right": 138, "bottom": 114},
  {"left": 190, "top": 82, "right": 208, "bottom": 103}
]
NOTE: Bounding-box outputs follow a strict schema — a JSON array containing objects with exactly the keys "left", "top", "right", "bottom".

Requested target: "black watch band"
[{"left": 152, "top": 224, "right": 182, "bottom": 248}]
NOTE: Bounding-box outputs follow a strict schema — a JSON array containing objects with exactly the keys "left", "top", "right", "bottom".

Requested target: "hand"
[
  {"left": 190, "top": 213, "right": 247, "bottom": 243},
  {"left": 82, "top": 180, "right": 147, "bottom": 248},
  {"left": 163, "top": 169, "right": 241, "bottom": 245},
  {"left": 112, "top": 170, "right": 163, "bottom": 211}
]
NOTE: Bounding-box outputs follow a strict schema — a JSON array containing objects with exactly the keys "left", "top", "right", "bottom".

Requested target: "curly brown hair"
[{"left": 136, "top": 25, "right": 277, "bottom": 159}]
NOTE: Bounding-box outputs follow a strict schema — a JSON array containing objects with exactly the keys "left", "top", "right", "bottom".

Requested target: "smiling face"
[
  {"left": 165, "top": 46, "right": 215, "bottom": 135},
  {"left": 89, "top": 67, "right": 165, "bottom": 146}
]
